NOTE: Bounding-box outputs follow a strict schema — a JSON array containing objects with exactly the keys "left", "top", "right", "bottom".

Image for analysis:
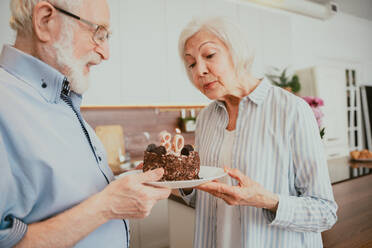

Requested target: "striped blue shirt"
[{"left": 191, "top": 78, "right": 337, "bottom": 247}]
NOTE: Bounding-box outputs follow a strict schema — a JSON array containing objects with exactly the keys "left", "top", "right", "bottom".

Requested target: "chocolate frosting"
[{"left": 143, "top": 151, "right": 200, "bottom": 181}]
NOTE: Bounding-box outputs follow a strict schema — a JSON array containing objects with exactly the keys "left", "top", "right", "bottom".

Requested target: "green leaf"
[
  {"left": 289, "top": 75, "right": 301, "bottom": 92},
  {"left": 279, "top": 68, "right": 288, "bottom": 85},
  {"left": 320, "top": 127, "right": 325, "bottom": 139}
]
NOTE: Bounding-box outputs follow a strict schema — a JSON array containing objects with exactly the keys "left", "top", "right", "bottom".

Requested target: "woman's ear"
[{"left": 32, "top": 2, "right": 59, "bottom": 42}]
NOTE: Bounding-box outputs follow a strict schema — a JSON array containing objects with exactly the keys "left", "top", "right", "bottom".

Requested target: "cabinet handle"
[
  {"left": 327, "top": 138, "right": 339, "bottom": 141},
  {"left": 328, "top": 153, "right": 340, "bottom": 157}
]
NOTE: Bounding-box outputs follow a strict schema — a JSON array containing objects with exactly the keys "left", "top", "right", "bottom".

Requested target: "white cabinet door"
[
  {"left": 314, "top": 66, "right": 348, "bottom": 149},
  {"left": 168, "top": 199, "right": 195, "bottom": 248},
  {"left": 130, "top": 199, "right": 169, "bottom": 248},
  {"left": 297, "top": 65, "right": 349, "bottom": 159}
]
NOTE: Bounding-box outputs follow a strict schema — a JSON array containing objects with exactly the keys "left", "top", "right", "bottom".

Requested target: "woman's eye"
[
  {"left": 206, "top": 53, "right": 215, "bottom": 59},
  {"left": 189, "top": 63, "right": 196, "bottom": 68}
]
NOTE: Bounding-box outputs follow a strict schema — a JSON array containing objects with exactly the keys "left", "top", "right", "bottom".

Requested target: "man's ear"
[{"left": 32, "top": 2, "right": 59, "bottom": 42}]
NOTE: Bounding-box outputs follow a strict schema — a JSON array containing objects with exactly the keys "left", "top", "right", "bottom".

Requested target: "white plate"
[{"left": 116, "top": 166, "right": 227, "bottom": 189}]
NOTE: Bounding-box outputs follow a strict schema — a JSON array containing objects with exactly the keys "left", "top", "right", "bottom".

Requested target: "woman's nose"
[{"left": 196, "top": 61, "right": 208, "bottom": 76}]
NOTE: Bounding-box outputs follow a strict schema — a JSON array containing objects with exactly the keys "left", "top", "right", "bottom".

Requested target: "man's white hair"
[
  {"left": 9, "top": 0, "right": 83, "bottom": 36},
  {"left": 178, "top": 16, "right": 255, "bottom": 79}
]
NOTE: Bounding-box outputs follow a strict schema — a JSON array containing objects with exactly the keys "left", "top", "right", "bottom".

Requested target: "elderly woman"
[{"left": 178, "top": 17, "right": 337, "bottom": 247}]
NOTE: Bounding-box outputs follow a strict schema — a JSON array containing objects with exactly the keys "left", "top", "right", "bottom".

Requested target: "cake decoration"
[{"left": 143, "top": 129, "right": 200, "bottom": 181}]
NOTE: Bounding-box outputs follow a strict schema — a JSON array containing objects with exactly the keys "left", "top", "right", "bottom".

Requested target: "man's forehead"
[{"left": 80, "top": 0, "right": 110, "bottom": 27}]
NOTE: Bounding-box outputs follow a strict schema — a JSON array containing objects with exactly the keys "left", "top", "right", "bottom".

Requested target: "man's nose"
[{"left": 95, "top": 41, "right": 110, "bottom": 60}]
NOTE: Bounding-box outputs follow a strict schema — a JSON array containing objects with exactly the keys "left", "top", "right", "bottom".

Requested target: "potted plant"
[{"left": 266, "top": 67, "right": 301, "bottom": 93}]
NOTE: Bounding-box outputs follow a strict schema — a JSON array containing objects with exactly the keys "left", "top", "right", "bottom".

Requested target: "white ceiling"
[
  {"left": 308, "top": 0, "right": 333, "bottom": 4},
  {"left": 332, "top": 0, "right": 372, "bottom": 21}
]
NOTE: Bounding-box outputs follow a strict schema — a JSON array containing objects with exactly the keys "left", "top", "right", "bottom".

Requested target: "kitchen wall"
[{"left": 0, "top": 0, "right": 371, "bottom": 106}]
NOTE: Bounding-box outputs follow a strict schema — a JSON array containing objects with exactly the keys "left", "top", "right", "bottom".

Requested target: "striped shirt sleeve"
[
  {"left": 0, "top": 134, "right": 28, "bottom": 247},
  {"left": 263, "top": 98, "right": 338, "bottom": 232},
  {"left": 179, "top": 189, "right": 197, "bottom": 208},
  {"left": 0, "top": 217, "right": 28, "bottom": 248}
]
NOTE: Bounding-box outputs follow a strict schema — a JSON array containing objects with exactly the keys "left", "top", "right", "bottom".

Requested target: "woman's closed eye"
[
  {"left": 188, "top": 62, "right": 196, "bottom": 69},
  {"left": 206, "top": 53, "right": 215, "bottom": 59}
]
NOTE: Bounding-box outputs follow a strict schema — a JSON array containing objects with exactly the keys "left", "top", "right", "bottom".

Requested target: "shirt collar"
[
  {"left": 246, "top": 77, "right": 271, "bottom": 105},
  {"left": 0, "top": 45, "right": 71, "bottom": 104},
  {"left": 215, "top": 77, "right": 272, "bottom": 108}
]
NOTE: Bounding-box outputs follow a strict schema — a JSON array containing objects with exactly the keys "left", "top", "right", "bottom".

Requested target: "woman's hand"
[{"left": 196, "top": 167, "right": 279, "bottom": 212}]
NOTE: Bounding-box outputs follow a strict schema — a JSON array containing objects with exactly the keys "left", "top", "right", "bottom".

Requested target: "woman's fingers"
[
  {"left": 220, "top": 194, "right": 239, "bottom": 205},
  {"left": 225, "top": 167, "right": 250, "bottom": 186},
  {"left": 197, "top": 182, "right": 238, "bottom": 198},
  {"left": 196, "top": 181, "right": 219, "bottom": 191},
  {"left": 198, "top": 183, "right": 240, "bottom": 205}
]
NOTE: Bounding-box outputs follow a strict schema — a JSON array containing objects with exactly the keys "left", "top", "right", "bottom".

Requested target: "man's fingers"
[
  {"left": 134, "top": 162, "right": 143, "bottom": 170},
  {"left": 132, "top": 168, "right": 170, "bottom": 200},
  {"left": 143, "top": 184, "right": 171, "bottom": 201},
  {"left": 136, "top": 168, "right": 164, "bottom": 183},
  {"left": 149, "top": 187, "right": 171, "bottom": 200}
]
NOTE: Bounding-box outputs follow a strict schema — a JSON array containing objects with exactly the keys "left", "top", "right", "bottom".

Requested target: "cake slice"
[{"left": 142, "top": 131, "right": 200, "bottom": 181}]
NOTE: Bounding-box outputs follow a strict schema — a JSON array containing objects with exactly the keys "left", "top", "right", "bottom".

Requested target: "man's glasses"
[{"left": 52, "top": 5, "right": 111, "bottom": 46}]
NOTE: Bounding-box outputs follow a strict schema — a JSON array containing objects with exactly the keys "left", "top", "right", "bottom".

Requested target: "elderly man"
[{"left": 0, "top": 0, "right": 171, "bottom": 247}]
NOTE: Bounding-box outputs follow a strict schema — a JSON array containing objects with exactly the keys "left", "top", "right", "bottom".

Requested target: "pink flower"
[
  {"left": 316, "top": 115, "right": 323, "bottom": 128},
  {"left": 302, "top": 96, "right": 324, "bottom": 108},
  {"left": 311, "top": 107, "right": 324, "bottom": 120},
  {"left": 303, "top": 96, "right": 325, "bottom": 134}
]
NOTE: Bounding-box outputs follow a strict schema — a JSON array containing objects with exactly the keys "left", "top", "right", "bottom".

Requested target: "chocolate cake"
[{"left": 143, "top": 144, "right": 200, "bottom": 181}]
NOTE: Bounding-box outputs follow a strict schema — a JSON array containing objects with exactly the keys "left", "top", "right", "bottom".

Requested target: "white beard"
[{"left": 52, "top": 21, "right": 101, "bottom": 94}]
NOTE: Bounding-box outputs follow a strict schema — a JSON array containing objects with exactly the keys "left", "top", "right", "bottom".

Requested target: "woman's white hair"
[
  {"left": 178, "top": 16, "right": 254, "bottom": 79},
  {"left": 9, "top": 0, "right": 83, "bottom": 36}
]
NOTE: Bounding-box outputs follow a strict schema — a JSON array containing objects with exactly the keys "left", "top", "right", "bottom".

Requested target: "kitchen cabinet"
[
  {"left": 130, "top": 199, "right": 169, "bottom": 248},
  {"left": 297, "top": 65, "right": 349, "bottom": 159},
  {"left": 168, "top": 197, "right": 195, "bottom": 248}
]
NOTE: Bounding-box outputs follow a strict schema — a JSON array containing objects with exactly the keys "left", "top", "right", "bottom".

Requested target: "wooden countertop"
[{"left": 322, "top": 173, "right": 372, "bottom": 248}]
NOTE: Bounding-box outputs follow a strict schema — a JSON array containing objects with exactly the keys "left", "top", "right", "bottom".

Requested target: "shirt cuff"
[
  {"left": 179, "top": 189, "right": 196, "bottom": 206},
  {"left": 262, "top": 194, "right": 295, "bottom": 228},
  {"left": 0, "top": 216, "right": 28, "bottom": 248}
]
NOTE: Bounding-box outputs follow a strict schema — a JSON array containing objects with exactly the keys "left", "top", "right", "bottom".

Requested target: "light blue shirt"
[
  {"left": 0, "top": 45, "right": 129, "bottom": 248},
  {"left": 184, "top": 79, "right": 338, "bottom": 247}
]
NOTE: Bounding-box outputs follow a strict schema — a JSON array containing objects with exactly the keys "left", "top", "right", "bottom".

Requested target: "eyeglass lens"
[{"left": 94, "top": 26, "right": 110, "bottom": 45}]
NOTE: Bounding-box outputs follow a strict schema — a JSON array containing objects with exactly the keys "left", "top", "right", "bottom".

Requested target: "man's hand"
[
  {"left": 196, "top": 167, "right": 279, "bottom": 212},
  {"left": 97, "top": 168, "right": 171, "bottom": 220},
  {"left": 134, "top": 162, "right": 143, "bottom": 170}
]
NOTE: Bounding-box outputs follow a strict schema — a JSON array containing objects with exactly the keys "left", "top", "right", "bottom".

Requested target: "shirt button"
[
  {"left": 41, "top": 79, "right": 47, "bottom": 88},
  {"left": 98, "top": 156, "right": 102, "bottom": 161}
]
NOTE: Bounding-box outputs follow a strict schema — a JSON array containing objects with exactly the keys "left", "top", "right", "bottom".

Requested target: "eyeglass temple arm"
[
  {"left": 53, "top": 6, "right": 96, "bottom": 28},
  {"left": 54, "top": 6, "right": 80, "bottom": 20}
]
